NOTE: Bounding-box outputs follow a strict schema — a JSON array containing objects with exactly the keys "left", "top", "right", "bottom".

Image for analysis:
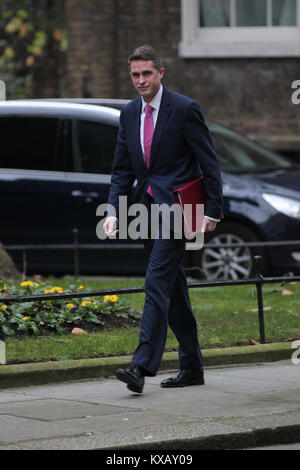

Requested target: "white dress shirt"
[{"left": 140, "top": 84, "right": 163, "bottom": 156}]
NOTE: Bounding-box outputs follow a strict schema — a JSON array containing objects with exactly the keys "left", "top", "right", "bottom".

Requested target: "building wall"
[{"left": 64, "top": 0, "right": 300, "bottom": 158}]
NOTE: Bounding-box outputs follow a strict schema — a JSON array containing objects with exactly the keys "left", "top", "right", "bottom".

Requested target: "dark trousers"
[{"left": 132, "top": 195, "right": 204, "bottom": 376}]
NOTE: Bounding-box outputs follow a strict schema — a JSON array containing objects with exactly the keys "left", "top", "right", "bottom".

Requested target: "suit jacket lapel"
[
  {"left": 133, "top": 98, "right": 144, "bottom": 163},
  {"left": 149, "top": 87, "right": 171, "bottom": 169}
]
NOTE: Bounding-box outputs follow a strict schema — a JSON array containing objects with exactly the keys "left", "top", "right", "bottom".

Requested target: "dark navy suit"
[{"left": 107, "top": 86, "right": 223, "bottom": 376}]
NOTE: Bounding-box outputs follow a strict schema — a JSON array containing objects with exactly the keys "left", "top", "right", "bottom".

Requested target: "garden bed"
[{"left": 0, "top": 280, "right": 141, "bottom": 338}]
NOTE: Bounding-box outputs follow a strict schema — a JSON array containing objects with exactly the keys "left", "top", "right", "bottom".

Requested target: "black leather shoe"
[
  {"left": 160, "top": 368, "right": 205, "bottom": 388},
  {"left": 115, "top": 365, "right": 145, "bottom": 393}
]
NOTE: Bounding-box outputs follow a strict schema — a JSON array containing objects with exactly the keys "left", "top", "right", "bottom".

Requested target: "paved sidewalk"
[{"left": 0, "top": 360, "right": 299, "bottom": 450}]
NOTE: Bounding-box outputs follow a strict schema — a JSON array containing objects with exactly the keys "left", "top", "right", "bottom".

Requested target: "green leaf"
[
  {"left": 3, "top": 10, "right": 13, "bottom": 19},
  {"left": 87, "top": 314, "right": 102, "bottom": 325},
  {"left": 27, "top": 31, "right": 47, "bottom": 56},
  {"left": 29, "top": 323, "right": 39, "bottom": 335},
  {"left": 16, "top": 10, "right": 29, "bottom": 19},
  {"left": 5, "top": 17, "right": 22, "bottom": 34},
  {"left": 1, "top": 325, "right": 14, "bottom": 336},
  {"left": 55, "top": 325, "right": 64, "bottom": 334}
]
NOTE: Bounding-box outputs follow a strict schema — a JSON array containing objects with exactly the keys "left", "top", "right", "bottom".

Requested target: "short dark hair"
[{"left": 128, "top": 45, "right": 164, "bottom": 71}]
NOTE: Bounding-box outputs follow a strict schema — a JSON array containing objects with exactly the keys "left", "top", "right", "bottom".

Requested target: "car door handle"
[{"left": 71, "top": 190, "right": 99, "bottom": 198}]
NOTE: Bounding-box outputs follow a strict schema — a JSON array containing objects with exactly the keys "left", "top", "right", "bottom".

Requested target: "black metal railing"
[
  {"left": 1, "top": 254, "right": 300, "bottom": 365},
  {"left": 3, "top": 228, "right": 300, "bottom": 279}
]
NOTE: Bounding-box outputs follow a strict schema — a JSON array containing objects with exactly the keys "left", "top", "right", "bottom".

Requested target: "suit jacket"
[{"left": 107, "top": 86, "right": 223, "bottom": 221}]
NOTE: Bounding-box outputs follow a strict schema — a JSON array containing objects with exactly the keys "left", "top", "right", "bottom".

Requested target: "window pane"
[
  {"left": 272, "top": 0, "right": 296, "bottom": 26},
  {"left": 211, "top": 128, "right": 292, "bottom": 175},
  {"left": 200, "top": 0, "right": 230, "bottom": 27},
  {"left": 236, "top": 0, "right": 267, "bottom": 26},
  {"left": 0, "top": 117, "right": 59, "bottom": 171},
  {"left": 75, "top": 120, "right": 118, "bottom": 174}
]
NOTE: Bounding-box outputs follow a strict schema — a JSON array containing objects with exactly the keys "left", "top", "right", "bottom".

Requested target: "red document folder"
[{"left": 173, "top": 177, "right": 205, "bottom": 236}]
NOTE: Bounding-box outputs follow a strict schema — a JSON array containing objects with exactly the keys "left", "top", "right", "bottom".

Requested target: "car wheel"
[{"left": 195, "top": 222, "right": 267, "bottom": 280}]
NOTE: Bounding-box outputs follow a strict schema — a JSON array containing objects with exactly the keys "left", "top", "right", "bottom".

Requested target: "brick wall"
[
  {"left": 63, "top": 0, "right": 300, "bottom": 157},
  {"left": 63, "top": 0, "right": 116, "bottom": 97}
]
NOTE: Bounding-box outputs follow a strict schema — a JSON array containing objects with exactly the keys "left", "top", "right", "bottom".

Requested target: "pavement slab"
[{"left": 0, "top": 360, "right": 299, "bottom": 450}]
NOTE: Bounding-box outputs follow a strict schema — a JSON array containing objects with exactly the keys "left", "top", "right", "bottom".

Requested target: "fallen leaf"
[
  {"left": 72, "top": 327, "right": 87, "bottom": 335},
  {"left": 282, "top": 289, "right": 294, "bottom": 296},
  {"left": 25, "top": 55, "right": 35, "bottom": 67},
  {"left": 249, "top": 338, "right": 260, "bottom": 345},
  {"left": 289, "top": 282, "right": 298, "bottom": 285}
]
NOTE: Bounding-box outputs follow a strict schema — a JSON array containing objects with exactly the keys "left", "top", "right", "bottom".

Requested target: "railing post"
[
  {"left": 254, "top": 255, "right": 266, "bottom": 344},
  {"left": 73, "top": 228, "right": 79, "bottom": 280},
  {"left": 22, "top": 249, "right": 27, "bottom": 280}
]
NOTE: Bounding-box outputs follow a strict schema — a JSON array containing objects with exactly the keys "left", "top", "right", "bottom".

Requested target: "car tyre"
[{"left": 193, "top": 222, "right": 268, "bottom": 280}]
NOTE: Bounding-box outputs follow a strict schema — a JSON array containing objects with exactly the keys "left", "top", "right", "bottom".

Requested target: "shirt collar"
[{"left": 142, "top": 85, "right": 163, "bottom": 113}]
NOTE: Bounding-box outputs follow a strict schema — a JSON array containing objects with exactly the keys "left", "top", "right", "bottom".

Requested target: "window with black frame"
[
  {"left": 75, "top": 120, "right": 118, "bottom": 174},
  {"left": 0, "top": 116, "right": 60, "bottom": 171}
]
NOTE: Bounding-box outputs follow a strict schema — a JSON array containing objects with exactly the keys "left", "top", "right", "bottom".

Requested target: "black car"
[{"left": 0, "top": 100, "right": 300, "bottom": 279}]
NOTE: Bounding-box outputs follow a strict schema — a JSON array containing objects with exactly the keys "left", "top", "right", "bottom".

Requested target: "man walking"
[{"left": 104, "top": 45, "right": 223, "bottom": 393}]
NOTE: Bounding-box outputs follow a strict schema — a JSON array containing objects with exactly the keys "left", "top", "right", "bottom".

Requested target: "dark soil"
[
  {"left": 64, "top": 312, "right": 141, "bottom": 334},
  {"left": 7, "top": 312, "right": 141, "bottom": 338}
]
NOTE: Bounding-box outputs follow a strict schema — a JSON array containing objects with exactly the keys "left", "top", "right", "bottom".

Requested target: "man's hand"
[
  {"left": 103, "top": 216, "right": 119, "bottom": 237},
  {"left": 202, "top": 217, "right": 217, "bottom": 232}
]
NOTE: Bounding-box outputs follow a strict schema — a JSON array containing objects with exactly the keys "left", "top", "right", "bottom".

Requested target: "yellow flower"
[
  {"left": 53, "top": 286, "right": 63, "bottom": 293},
  {"left": 21, "top": 280, "right": 39, "bottom": 288},
  {"left": 44, "top": 286, "right": 63, "bottom": 294},
  {"left": 21, "top": 280, "right": 33, "bottom": 287},
  {"left": 77, "top": 285, "right": 85, "bottom": 290},
  {"left": 81, "top": 300, "right": 92, "bottom": 307},
  {"left": 104, "top": 295, "right": 118, "bottom": 303},
  {"left": 22, "top": 316, "right": 29, "bottom": 321},
  {"left": 67, "top": 303, "right": 74, "bottom": 309},
  {"left": 1, "top": 304, "right": 7, "bottom": 310}
]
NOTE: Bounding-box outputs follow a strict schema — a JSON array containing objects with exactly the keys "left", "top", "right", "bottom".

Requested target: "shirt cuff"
[{"left": 204, "top": 215, "right": 220, "bottom": 223}]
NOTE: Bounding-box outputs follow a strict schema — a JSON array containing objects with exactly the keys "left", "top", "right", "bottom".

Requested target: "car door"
[
  {"left": 0, "top": 114, "right": 76, "bottom": 271},
  {"left": 0, "top": 114, "right": 71, "bottom": 243},
  {"left": 61, "top": 117, "right": 146, "bottom": 274},
  {"left": 61, "top": 118, "right": 117, "bottom": 243}
]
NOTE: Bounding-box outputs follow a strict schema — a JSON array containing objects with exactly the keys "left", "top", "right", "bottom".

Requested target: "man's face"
[{"left": 129, "top": 60, "right": 164, "bottom": 102}]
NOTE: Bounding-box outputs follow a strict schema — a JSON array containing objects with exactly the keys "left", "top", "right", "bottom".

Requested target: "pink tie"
[{"left": 144, "top": 104, "right": 154, "bottom": 196}]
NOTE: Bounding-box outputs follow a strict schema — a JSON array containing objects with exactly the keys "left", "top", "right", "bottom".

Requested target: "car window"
[
  {"left": 0, "top": 116, "right": 62, "bottom": 171},
  {"left": 74, "top": 120, "right": 118, "bottom": 174},
  {"left": 210, "top": 127, "right": 293, "bottom": 174}
]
